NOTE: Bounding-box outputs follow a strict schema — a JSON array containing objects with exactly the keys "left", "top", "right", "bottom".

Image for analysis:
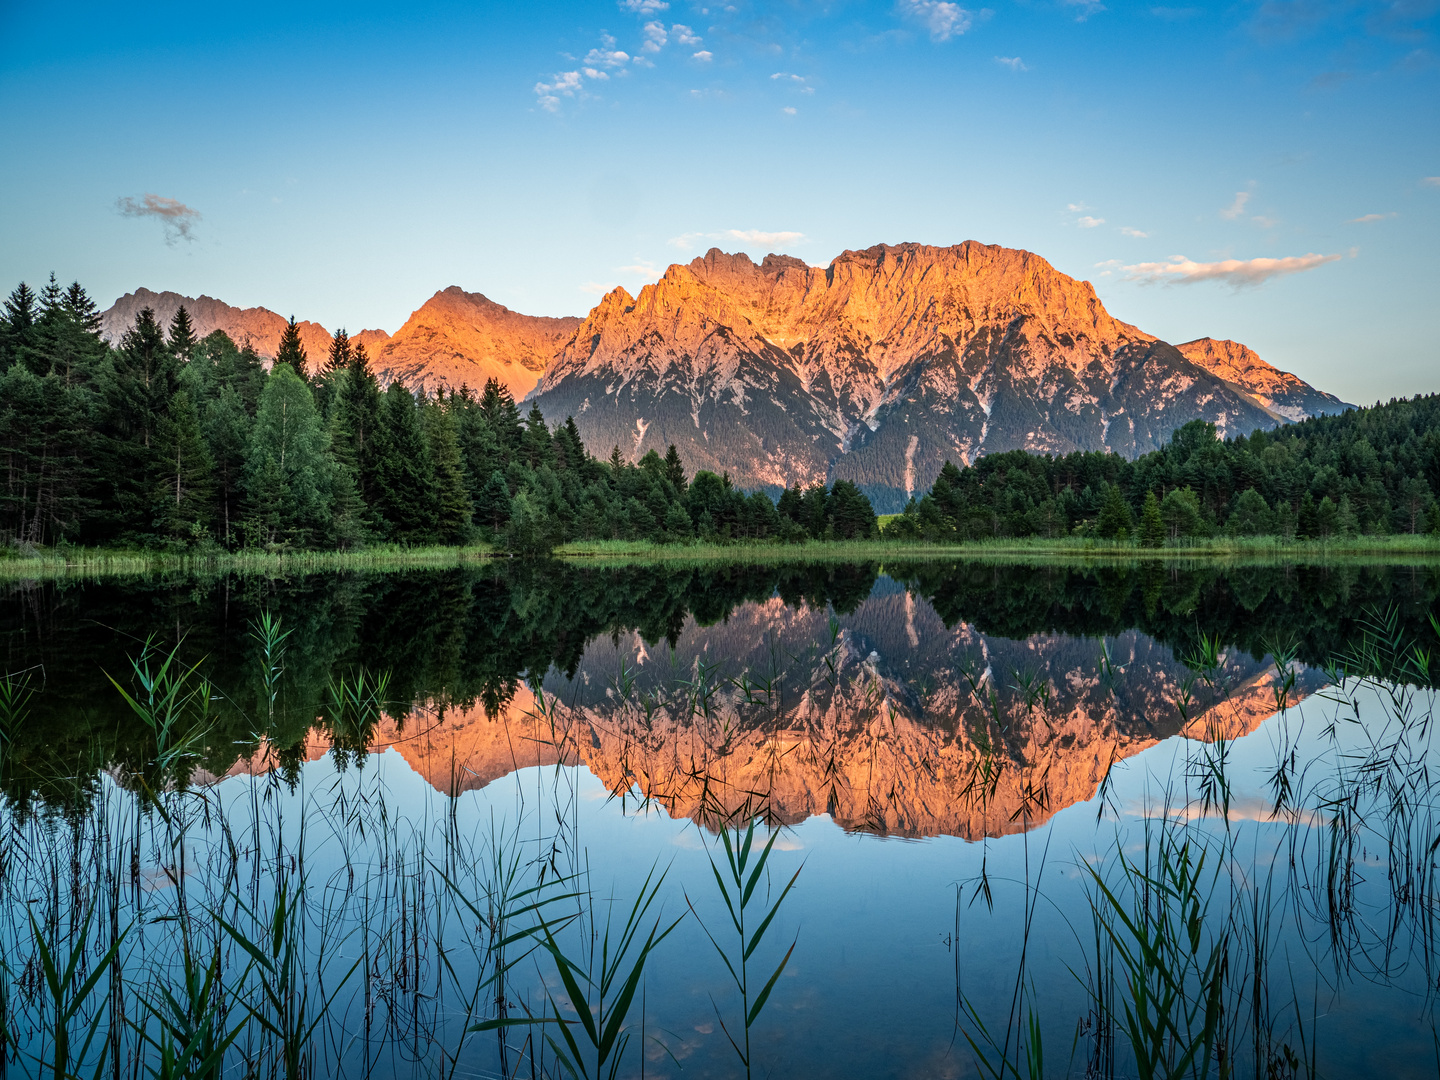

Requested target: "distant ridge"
[{"left": 98, "top": 241, "right": 1351, "bottom": 511}]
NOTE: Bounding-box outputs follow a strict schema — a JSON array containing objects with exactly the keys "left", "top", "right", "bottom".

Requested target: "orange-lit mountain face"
[
  {"left": 369, "top": 287, "right": 582, "bottom": 400},
  {"left": 99, "top": 288, "right": 390, "bottom": 374},
  {"left": 1175, "top": 337, "right": 1349, "bottom": 422},
  {"left": 101, "top": 242, "right": 1349, "bottom": 509}
]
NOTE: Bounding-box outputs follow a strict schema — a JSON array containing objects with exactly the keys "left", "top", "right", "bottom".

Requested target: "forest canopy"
[{"left": 0, "top": 278, "right": 878, "bottom": 554}]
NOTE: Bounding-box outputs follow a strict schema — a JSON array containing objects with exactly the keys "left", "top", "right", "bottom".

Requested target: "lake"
[{"left": 2, "top": 559, "right": 1438, "bottom": 1079}]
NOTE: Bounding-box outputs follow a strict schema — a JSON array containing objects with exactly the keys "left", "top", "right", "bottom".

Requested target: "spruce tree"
[
  {"left": 478, "top": 378, "right": 522, "bottom": 450},
  {"left": 153, "top": 390, "right": 214, "bottom": 542},
  {"left": 274, "top": 316, "right": 308, "bottom": 377},
  {"left": 1139, "top": 490, "right": 1165, "bottom": 548},
  {"left": 474, "top": 470, "right": 512, "bottom": 535},
  {"left": 168, "top": 305, "right": 198, "bottom": 362},
  {"left": 664, "top": 444, "right": 687, "bottom": 494},
  {"left": 423, "top": 401, "right": 473, "bottom": 544},
  {"left": 1096, "top": 483, "right": 1133, "bottom": 540},
  {"left": 374, "top": 384, "right": 438, "bottom": 543},
  {"left": 205, "top": 386, "right": 253, "bottom": 546},
  {"left": 243, "top": 365, "right": 332, "bottom": 547}
]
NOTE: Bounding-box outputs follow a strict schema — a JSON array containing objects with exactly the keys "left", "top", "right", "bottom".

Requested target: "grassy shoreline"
[{"left": 4, "top": 533, "right": 1440, "bottom": 579}]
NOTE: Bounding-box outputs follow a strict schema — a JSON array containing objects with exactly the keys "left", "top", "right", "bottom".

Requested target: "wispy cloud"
[
  {"left": 615, "top": 259, "right": 662, "bottom": 279},
  {"left": 1063, "top": 0, "right": 1107, "bottom": 20},
  {"left": 1066, "top": 202, "right": 1089, "bottom": 212},
  {"left": 534, "top": 70, "right": 583, "bottom": 112},
  {"left": 641, "top": 21, "right": 667, "bottom": 51},
  {"left": 1149, "top": 6, "right": 1200, "bottom": 19},
  {"left": 1123, "top": 252, "right": 1342, "bottom": 287},
  {"left": 1424, "top": 177, "right": 1440, "bottom": 187},
  {"left": 898, "top": 0, "right": 974, "bottom": 41},
  {"left": 618, "top": 0, "right": 668, "bottom": 12},
  {"left": 1077, "top": 215, "right": 1105, "bottom": 228},
  {"left": 116, "top": 193, "right": 201, "bottom": 244},
  {"left": 1219, "top": 190, "right": 1251, "bottom": 219},
  {"left": 692, "top": 50, "right": 713, "bottom": 61},
  {"left": 1348, "top": 212, "right": 1396, "bottom": 223},
  {"left": 771, "top": 72, "right": 815, "bottom": 93},
  {"left": 579, "top": 281, "right": 616, "bottom": 295},
  {"left": 584, "top": 35, "right": 631, "bottom": 68},
  {"left": 1120, "top": 226, "right": 1149, "bottom": 238},
  {"left": 995, "top": 55, "right": 1028, "bottom": 70},
  {"left": 673, "top": 24, "right": 702, "bottom": 46},
  {"left": 669, "top": 228, "right": 806, "bottom": 250}
]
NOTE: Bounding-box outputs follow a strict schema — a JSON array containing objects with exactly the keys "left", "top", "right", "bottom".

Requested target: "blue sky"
[{"left": 1, "top": 0, "right": 1437, "bottom": 402}]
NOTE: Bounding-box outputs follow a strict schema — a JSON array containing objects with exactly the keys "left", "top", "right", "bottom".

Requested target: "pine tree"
[
  {"left": 205, "top": 386, "right": 253, "bottom": 546},
  {"left": 522, "top": 402, "right": 554, "bottom": 469},
  {"left": 1139, "top": 489, "right": 1165, "bottom": 548},
  {"left": 664, "top": 444, "right": 687, "bottom": 494},
  {"left": 325, "top": 329, "right": 352, "bottom": 375},
  {"left": 0, "top": 282, "right": 38, "bottom": 373},
  {"left": 1096, "top": 483, "right": 1133, "bottom": 540},
  {"left": 478, "top": 378, "right": 522, "bottom": 450},
  {"left": 153, "top": 390, "right": 214, "bottom": 542},
  {"left": 474, "top": 470, "right": 512, "bottom": 535},
  {"left": 423, "top": 401, "right": 473, "bottom": 544},
  {"left": 373, "top": 384, "right": 438, "bottom": 543},
  {"left": 274, "top": 316, "right": 308, "bottom": 377},
  {"left": 243, "top": 365, "right": 332, "bottom": 547},
  {"left": 168, "top": 305, "right": 198, "bottom": 362}
]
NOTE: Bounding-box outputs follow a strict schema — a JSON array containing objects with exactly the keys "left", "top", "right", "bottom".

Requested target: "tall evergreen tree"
[
  {"left": 167, "top": 306, "right": 198, "bottom": 362},
  {"left": 243, "top": 365, "right": 332, "bottom": 547},
  {"left": 422, "top": 402, "right": 473, "bottom": 544},
  {"left": 1139, "top": 489, "right": 1165, "bottom": 548},
  {"left": 152, "top": 390, "right": 214, "bottom": 542},
  {"left": 664, "top": 444, "right": 687, "bottom": 494},
  {"left": 274, "top": 316, "right": 308, "bottom": 377},
  {"left": 204, "top": 386, "right": 253, "bottom": 546},
  {"left": 373, "top": 384, "right": 438, "bottom": 543}
]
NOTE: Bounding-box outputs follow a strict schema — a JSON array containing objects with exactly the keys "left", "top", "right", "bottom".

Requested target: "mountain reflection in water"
[{"left": 3, "top": 560, "right": 1431, "bottom": 832}]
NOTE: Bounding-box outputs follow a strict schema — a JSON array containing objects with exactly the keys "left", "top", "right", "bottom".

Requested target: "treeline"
[
  {"left": 885, "top": 400, "right": 1440, "bottom": 544},
  {"left": 0, "top": 278, "right": 878, "bottom": 553}
]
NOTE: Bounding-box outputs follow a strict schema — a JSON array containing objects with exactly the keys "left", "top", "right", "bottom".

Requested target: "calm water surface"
[{"left": 2, "top": 560, "right": 1438, "bottom": 1078}]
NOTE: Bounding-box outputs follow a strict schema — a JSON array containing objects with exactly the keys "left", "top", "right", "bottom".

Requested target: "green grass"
[
  {"left": 0, "top": 543, "right": 498, "bottom": 580},
  {"left": 5, "top": 532, "right": 1439, "bottom": 580}
]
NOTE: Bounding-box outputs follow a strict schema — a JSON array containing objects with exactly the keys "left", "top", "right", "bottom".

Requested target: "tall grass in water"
[{"left": 956, "top": 602, "right": 1440, "bottom": 1080}]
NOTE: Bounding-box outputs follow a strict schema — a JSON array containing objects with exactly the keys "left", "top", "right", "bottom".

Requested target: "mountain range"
[{"left": 100, "top": 241, "right": 1351, "bottom": 511}]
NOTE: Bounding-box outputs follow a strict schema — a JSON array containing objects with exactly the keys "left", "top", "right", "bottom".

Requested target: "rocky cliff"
[
  {"left": 1176, "top": 337, "right": 1351, "bottom": 422},
  {"left": 99, "top": 288, "right": 390, "bottom": 375},
  {"left": 532, "top": 243, "right": 1325, "bottom": 510},
  {"left": 369, "top": 286, "right": 582, "bottom": 400}
]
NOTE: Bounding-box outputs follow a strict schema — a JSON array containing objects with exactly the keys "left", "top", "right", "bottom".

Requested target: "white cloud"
[
  {"left": 673, "top": 24, "right": 702, "bottom": 46},
  {"left": 783, "top": 105, "right": 797, "bottom": 114},
  {"left": 1077, "top": 215, "right": 1105, "bottom": 228},
  {"left": 1120, "top": 226, "right": 1149, "bottom": 238},
  {"left": 1063, "top": 0, "right": 1106, "bottom": 19},
  {"left": 615, "top": 259, "right": 662, "bottom": 279},
  {"left": 1423, "top": 177, "right": 1440, "bottom": 187},
  {"left": 584, "top": 35, "right": 631, "bottom": 68},
  {"left": 619, "top": 0, "right": 668, "bottom": 12},
  {"left": 1123, "top": 252, "right": 1342, "bottom": 287},
  {"left": 1348, "top": 212, "right": 1396, "bottom": 224},
  {"left": 534, "top": 70, "right": 583, "bottom": 111},
  {"left": 641, "top": 21, "right": 667, "bottom": 51},
  {"left": 693, "top": 50, "right": 713, "bottom": 61},
  {"left": 1066, "top": 202, "right": 1088, "bottom": 212},
  {"left": 669, "top": 228, "right": 807, "bottom": 250},
  {"left": 1220, "top": 190, "right": 1251, "bottom": 220},
  {"left": 994, "top": 56, "right": 1028, "bottom": 70},
  {"left": 580, "top": 281, "right": 616, "bottom": 295},
  {"left": 771, "top": 72, "right": 814, "bottom": 92},
  {"left": 583, "top": 67, "right": 610, "bottom": 80},
  {"left": 898, "top": 0, "right": 974, "bottom": 41}
]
